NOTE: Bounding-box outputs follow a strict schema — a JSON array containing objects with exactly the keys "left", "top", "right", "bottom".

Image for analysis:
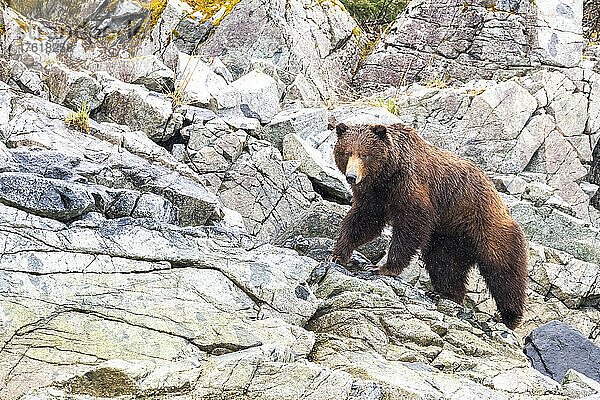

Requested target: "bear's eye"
[
  {"left": 359, "top": 154, "right": 367, "bottom": 160},
  {"left": 345, "top": 152, "right": 351, "bottom": 157}
]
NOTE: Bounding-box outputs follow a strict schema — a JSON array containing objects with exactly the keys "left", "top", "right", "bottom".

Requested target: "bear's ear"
[
  {"left": 336, "top": 123, "right": 348, "bottom": 137},
  {"left": 371, "top": 124, "right": 387, "bottom": 139}
]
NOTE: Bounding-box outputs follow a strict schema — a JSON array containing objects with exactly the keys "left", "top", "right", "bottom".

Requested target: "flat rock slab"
[
  {"left": 0, "top": 203, "right": 318, "bottom": 400},
  {"left": 525, "top": 320, "right": 600, "bottom": 384},
  {"left": 0, "top": 172, "right": 95, "bottom": 221}
]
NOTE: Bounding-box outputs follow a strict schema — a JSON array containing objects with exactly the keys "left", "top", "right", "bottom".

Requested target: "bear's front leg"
[
  {"left": 375, "top": 229, "right": 421, "bottom": 275},
  {"left": 376, "top": 204, "right": 433, "bottom": 276},
  {"left": 331, "top": 203, "right": 385, "bottom": 265}
]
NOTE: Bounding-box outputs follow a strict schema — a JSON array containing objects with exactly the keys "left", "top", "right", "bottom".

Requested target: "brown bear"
[{"left": 330, "top": 122, "right": 527, "bottom": 330}]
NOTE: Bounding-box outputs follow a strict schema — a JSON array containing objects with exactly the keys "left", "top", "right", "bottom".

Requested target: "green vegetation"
[
  {"left": 424, "top": 75, "right": 447, "bottom": 89},
  {"left": 375, "top": 96, "right": 401, "bottom": 115},
  {"left": 340, "top": 0, "right": 409, "bottom": 34},
  {"left": 65, "top": 100, "right": 91, "bottom": 134}
]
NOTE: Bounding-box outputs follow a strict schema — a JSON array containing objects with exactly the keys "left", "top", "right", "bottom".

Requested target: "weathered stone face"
[
  {"left": 195, "top": 0, "right": 365, "bottom": 103},
  {"left": 355, "top": 0, "right": 584, "bottom": 91},
  {"left": 0, "top": 204, "right": 319, "bottom": 399},
  {"left": 216, "top": 138, "right": 318, "bottom": 242},
  {"left": 525, "top": 321, "right": 600, "bottom": 384},
  {"left": 0, "top": 85, "right": 223, "bottom": 227}
]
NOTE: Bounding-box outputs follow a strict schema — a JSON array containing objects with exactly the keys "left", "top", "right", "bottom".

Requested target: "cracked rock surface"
[
  {"left": 195, "top": 0, "right": 365, "bottom": 103},
  {"left": 0, "top": 204, "right": 317, "bottom": 399},
  {"left": 2, "top": 0, "right": 600, "bottom": 399},
  {"left": 355, "top": 0, "right": 584, "bottom": 91}
]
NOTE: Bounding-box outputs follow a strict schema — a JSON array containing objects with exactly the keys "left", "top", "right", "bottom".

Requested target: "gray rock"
[
  {"left": 87, "top": 55, "right": 175, "bottom": 92},
  {"left": 515, "top": 288, "right": 600, "bottom": 348},
  {"left": 534, "top": 128, "right": 590, "bottom": 220},
  {"left": 492, "top": 175, "right": 528, "bottom": 195},
  {"left": 230, "top": 70, "right": 280, "bottom": 123},
  {"left": 3, "top": 91, "right": 223, "bottom": 226},
  {"left": 454, "top": 80, "right": 538, "bottom": 173},
  {"left": 171, "top": 143, "right": 186, "bottom": 162},
  {"left": 0, "top": 58, "right": 45, "bottom": 96},
  {"left": 217, "top": 138, "right": 318, "bottom": 242},
  {"left": 96, "top": 188, "right": 170, "bottom": 221},
  {"left": 196, "top": 0, "right": 364, "bottom": 103},
  {"left": 282, "top": 235, "right": 372, "bottom": 270},
  {"left": 11, "top": 0, "right": 146, "bottom": 41},
  {"left": 510, "top": 200, "right": 600, "bottom": 265},
  {"left": 355, "top": 0, "right": 584, "bottom": 90},
  {"left": 94, "top": 72, "right": 176, "bottom": 142},
  {"left": 0, "top": 8, "right": 29, "bottom": 63},
  {"left": 283, "top": 133, "right": 350, "bottom": 202},
  {"left": 221, "top": 115, "right": 261, "bottom": 133},
  {"left": 44, "top": 63, "right": 105, "bottom": 112},
  {"left": 209, "top": 56, "right": 234, "bottom": 84},
  {"left": 525, "top": 320, "right": 600, "bottom": 383},
  {"left": 177, "top": 104, "right": 218, "bottom": 125},
  {"left": 134, "top": 0, "right": 213, "bottom": 67},
  {"left": 561, "top": 369, "right": 600, "bottom": 398},
  {"left": 545, "top": 194, "right": 577, "bottom": 216},
  {"left": 193, "top": 344, "right": 378, "bottom": 400},
  {"left": 262, "top": 108, "right": 328, "bottom": 150},
  {"left": 530, "top": 252, "right": 600, "bottom": 308},
  {"left": 522, "top": 182, "right": 557, "bottom": 206},
  {"left": 183, "top": 121, "right": 248, "bottom": 176},
  {"left": 0, "top": 172, "right": 95, "bottom": 221},
  {"left": 330, "top": 105, "right": 403, "bottom": 126},
  {"left": 85, "top": 0, "right": 149, "bottom": 43},
  {"left": 131, "top": 192, "right": 178, "bottom": 223},
  {"left": 0, "top": 203, "right": 317, "bottom": 399},
  {"left": 307, "top": 263, "right": 559, "bottom": 399},
  {"left": 175, "top": 52, "right": 238, "bottom": 111},
  {"left": 534, "top": 0, "right": 584, "bottom": 68},
  {"left": 283, "top": 73, "right": 322, "bottom": 107},
  {"left": 274, "top": 200, "right": 390, "bottom": 264},
  {"left": 587, "top": 76, "right": 600, "bottom": 135},
  {"left": 581, "top": 182, "right": 599, "bottom": 199}
]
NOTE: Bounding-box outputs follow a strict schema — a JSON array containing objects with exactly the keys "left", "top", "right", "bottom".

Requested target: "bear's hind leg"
[
  {"left": 422, "top": 235, "right": 475, "bottom": 305},
  {"left": 476, "top": 223, "right": 527, "bottom": 330}
]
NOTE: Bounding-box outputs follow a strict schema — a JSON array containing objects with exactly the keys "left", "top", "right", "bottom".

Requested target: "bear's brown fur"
[{"left": 331, "top": 123, "right": 527, "bottom": 330}]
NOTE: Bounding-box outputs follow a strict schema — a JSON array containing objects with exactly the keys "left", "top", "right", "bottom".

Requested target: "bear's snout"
[{"left": 345, "top": 155, "right": 364, "bottom": 185}]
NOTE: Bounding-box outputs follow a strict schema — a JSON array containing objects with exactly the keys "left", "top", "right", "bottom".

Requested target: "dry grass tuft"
[{"left": 65, "top": 100, "right": 91, "bottom": 133}]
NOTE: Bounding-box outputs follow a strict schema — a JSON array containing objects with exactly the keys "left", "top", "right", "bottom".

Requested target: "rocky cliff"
[{"left": 1, "top": 0, "right": 600, "bottom": 399}]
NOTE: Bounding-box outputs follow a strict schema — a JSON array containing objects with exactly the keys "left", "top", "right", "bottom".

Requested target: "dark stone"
[
  {"left": 178, "top": 105, "right": 218, "bottom": 126},
  {"left": 6, "top": 142, "right": 221, "bottom": 226},
  {"left": 590, "top": 139, "right": 600, "bottom": 186},
  {"left": 524, "top": 320, "right": 600, "bottom": 384},
  {"left": 295, "top": 284, "right": 309, "bottom": 300},
  {"left": 240, "top": 104, "right": 261, "bottom": 120},
  {"left": 0, "top": 172, "right": 95, "bottom": 221}
]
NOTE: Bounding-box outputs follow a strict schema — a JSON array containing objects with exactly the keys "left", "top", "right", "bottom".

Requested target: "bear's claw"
[
  {"left": 365, "top": 265, "right": 381, "bottom": 274},
  {"left": 327, "top": 254, "right": 346, "bottom": 265}
]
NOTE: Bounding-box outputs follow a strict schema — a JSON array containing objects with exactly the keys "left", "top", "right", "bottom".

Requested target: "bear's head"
[{"left": 333, "top": 123, "right": 391, "bottom": 186}]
